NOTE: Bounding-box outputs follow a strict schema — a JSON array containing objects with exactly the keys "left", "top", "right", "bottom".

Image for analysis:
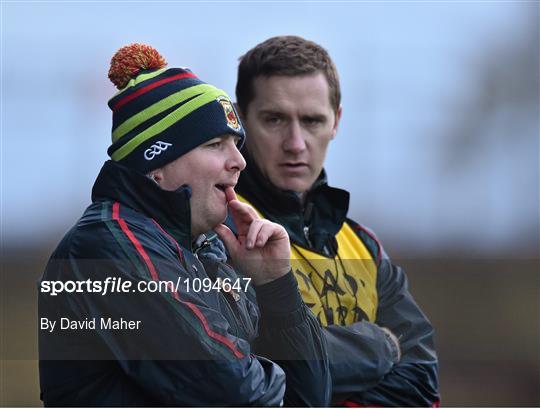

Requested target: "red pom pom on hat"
[{"left": 108, "top": 43, "right": 167, "bottom": 89}]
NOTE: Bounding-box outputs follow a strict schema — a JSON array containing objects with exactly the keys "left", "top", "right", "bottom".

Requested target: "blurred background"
[{"left": 1, "top": 1, "right": 538, "bottom": 406}]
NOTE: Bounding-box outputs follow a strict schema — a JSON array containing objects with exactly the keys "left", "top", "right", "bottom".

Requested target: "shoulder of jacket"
[
  {"left": 68, "top": 200, "right": 163, "bottom": 255},
  {"left": 345, "top": 218, "right": 384, "bottom": 268}
]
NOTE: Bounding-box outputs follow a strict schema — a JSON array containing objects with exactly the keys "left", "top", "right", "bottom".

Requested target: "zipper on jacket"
[
  {"left": 192, "top": 234, "right": 209, "bottom": 260},
  {"left": 303, "top": 201, "right": 314, "bottom": 247},
  {"left": 303, "top": 226, "right": 313, "bottom": 248},
  {"left": 192, "top": 238, "right": 253, "bottom": 338}
]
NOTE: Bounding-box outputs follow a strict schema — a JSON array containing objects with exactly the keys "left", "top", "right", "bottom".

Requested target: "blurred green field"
[{"left": 1, "top": 247, "right": 539, "bottom": 406}]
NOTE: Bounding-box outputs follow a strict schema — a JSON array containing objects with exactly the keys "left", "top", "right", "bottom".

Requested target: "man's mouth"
[
  {"left": 215, "top": 183, "right": 235, "bottom": 193},
  {"left": 281, "top": 161, "right": 308, "bottom": 167},
  {"left": 280, "top": 162, "right": 309, "bottom": 173}
]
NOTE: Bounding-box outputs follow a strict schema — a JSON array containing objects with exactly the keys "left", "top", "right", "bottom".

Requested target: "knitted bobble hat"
[{"left": 106, "top": 43, "right": 245, "bottom": 173}]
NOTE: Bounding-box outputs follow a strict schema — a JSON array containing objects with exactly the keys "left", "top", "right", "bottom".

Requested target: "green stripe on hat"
[
  {"left": 110, "top": 88, "right": 228, "bottom": 161},
  {"left": 112, "top": 84, "right": 216, "bottom": 142}
]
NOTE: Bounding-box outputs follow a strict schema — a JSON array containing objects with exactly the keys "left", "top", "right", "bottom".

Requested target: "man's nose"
[
  {"left": 226, "top": 143, "right": 246, "bottom": 172},
  {"left": 282, "top": 121, "right": 307, "bottom": 154}
]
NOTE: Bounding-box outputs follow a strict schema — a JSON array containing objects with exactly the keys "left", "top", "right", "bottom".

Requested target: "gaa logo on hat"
[{"left": 217, "top": 96, "right": 241, "bottom": 131}]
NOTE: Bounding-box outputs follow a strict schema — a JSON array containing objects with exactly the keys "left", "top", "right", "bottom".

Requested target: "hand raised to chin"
[{"left": 214, "top": 187, "right": 291, "bottom": 286}]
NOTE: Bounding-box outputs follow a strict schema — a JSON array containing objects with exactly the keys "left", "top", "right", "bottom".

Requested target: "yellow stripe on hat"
[
  {"left": 112, "top": 83, "right": 216, "bottom": 142},
  {"left": 110, "top": 88, "right": 228, "bottom": 161}
]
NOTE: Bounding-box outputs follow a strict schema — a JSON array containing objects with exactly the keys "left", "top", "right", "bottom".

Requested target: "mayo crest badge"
[{"left": 217, "top": 96, "right": 241, "bottom": 131}]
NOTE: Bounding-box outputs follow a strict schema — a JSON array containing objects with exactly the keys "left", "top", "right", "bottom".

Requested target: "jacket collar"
[
  {"left": 236, "top": 151, "right": 350, "bottom": 254},
  {"left": 91, "top": 160, "right": 192, "bottom": 249}
]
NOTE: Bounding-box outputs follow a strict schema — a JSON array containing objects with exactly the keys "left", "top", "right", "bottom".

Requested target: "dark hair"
[{"left": 236, "top": 35, "right": 341, "bottom": 114}]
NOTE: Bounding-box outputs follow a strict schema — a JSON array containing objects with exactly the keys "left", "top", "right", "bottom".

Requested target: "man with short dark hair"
[{"left": 232, "top": 35, "right": 440, "bottom": 406}]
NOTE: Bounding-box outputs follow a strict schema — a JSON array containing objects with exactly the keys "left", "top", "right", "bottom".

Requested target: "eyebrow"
[
  {"left": 258, "top": 109, "right": 286, "bottom": 116},
  {"left": 301, "top": 114, "right": 327, "bottom": 121},
  {"left": 219, "top": 134, "right": 242, "bottom": 144},
  {"left": 258, "top": 109, "right": 327, "bottom": 119}
]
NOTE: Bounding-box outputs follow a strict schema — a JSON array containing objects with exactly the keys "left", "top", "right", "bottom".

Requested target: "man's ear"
[
  {"left": 331, "top": 105, "right": 343, "bottom": 140},
  {"left": 148, "top": 168, "right": 163, "bottom": 185}
]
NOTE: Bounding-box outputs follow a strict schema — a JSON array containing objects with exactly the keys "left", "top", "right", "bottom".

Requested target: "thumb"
[{"left": 214, "top": 224, "right": 239, "bottom": 256}]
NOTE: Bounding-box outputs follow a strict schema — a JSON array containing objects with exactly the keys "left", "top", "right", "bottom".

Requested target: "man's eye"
[
  {"left": 207, "top": 141, "right": 222, "bottom": 148},
  {"left": 265, "top": 116, "right": 282, "bottom": 125},
  {"left": 303, "top": 117, "right": 323, "bottom": 126}
]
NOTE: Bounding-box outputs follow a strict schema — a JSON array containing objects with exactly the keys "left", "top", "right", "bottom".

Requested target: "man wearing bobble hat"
[{"left": 38, "top": 44, "right": 330, "bottom": 407}]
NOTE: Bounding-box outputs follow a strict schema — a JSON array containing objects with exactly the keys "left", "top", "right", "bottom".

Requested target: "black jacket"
[
  {"left": 233, "top": 152, "right": 440, "bottom": 407},
  {"left": 38, "top": 160, "right": 330, "bottom": 407}
]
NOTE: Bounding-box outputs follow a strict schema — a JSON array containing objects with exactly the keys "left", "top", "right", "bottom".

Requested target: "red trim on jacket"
[
  {"left": 112, "top": 202, "right": 159, "bottom": 281},
  {"left": 352, "top": 223, "right": 383, "bottom": 268},
  {"left": 112, "top": 202, "right": 244, "bottom": 359},
  {"left": 342, "top": 399, "right": 440, "bottom": 407},
  {"left": 151, "top": 219, "right": 185, "bottom": 266},
  {"left": 342, "top": 400, "right": 382, "bottom": 407},
  {"left": 181, "top": 299, "right": 244, "bottom": 359}
]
